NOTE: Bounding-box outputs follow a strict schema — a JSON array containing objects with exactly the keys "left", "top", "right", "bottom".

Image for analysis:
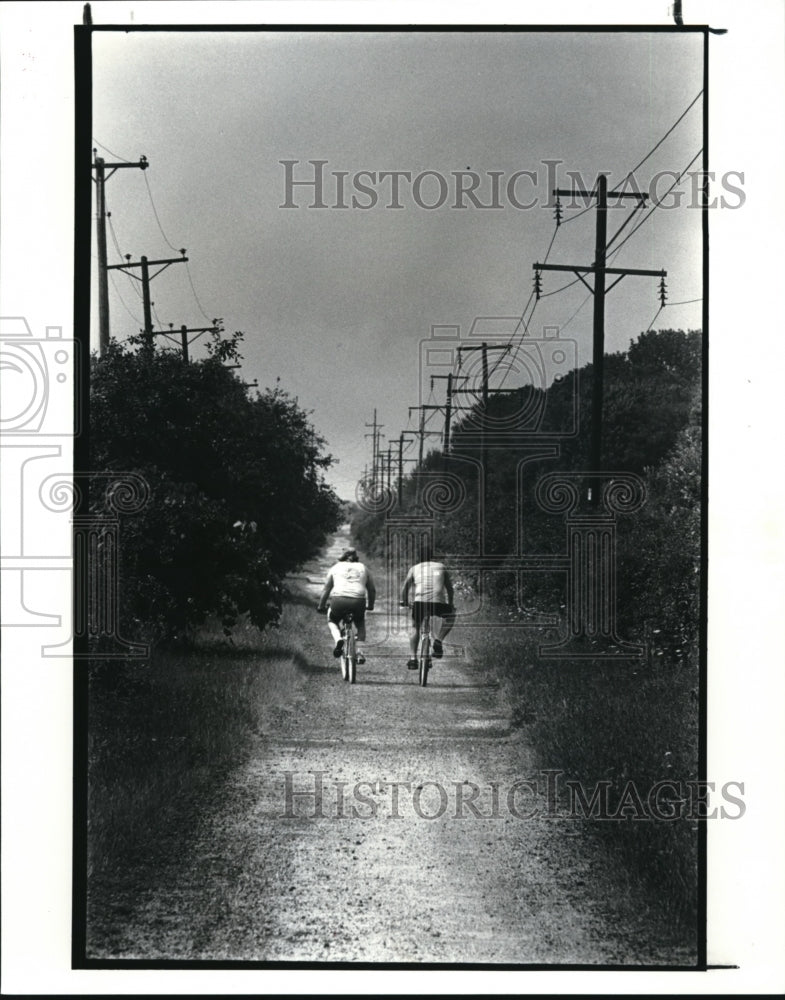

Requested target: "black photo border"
[{"left": 71, "top": 20, "right": 711, "bottom": 974}]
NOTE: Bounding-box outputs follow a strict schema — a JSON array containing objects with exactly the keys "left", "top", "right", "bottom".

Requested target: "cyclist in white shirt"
[
  {"left": 317, "top": 548, "right": 376, "bottom": 662},
  {"left": 400, "top": 542, "right": 455, "bottom": 670}
]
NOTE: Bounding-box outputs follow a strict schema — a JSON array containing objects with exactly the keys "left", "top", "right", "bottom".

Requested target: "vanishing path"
[{"left": 87, "top": 527, "right": 694, "bottom": 964}]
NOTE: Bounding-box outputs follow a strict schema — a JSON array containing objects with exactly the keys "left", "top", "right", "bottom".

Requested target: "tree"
[{"left": 90, "top": 342, "right": 343, "bottom": 642}]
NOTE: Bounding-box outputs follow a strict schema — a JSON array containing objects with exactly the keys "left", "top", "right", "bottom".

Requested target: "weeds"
[
  {"left": 477, "top": 623, "right": 699, "bottom": 931},
  {"left": 87, "top": 613, "right": 301, "bottom": 879}
]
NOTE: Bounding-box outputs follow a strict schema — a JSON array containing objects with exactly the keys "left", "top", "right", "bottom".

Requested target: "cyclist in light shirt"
[
  {"left": 317, "top": 548, "right": 375, "bottom": 662},
  {"left": 400, "top": 542, "right": 456, "bottom": 670}
]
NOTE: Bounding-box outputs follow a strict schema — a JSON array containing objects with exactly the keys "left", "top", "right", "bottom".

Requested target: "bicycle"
[
  {"left": 401, "top": 602, "right": 432, "bottom": 687},
  {"left": 338, "top": 611, "right": 359, "bottom": 684}
]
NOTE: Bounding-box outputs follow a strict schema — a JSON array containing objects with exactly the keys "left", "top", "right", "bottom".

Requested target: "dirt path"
[{"left": 87, "top": 527, "right": 695, "bottom": 964}]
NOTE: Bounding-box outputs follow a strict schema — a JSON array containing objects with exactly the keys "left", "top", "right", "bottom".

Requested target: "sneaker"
[
  {"left": 333, "top": 638, "right": 344, "bottom": 658},
  {"left": 357, "top": 653, "right": 366, "bottom": 664},
  {"left": 407, "top": 658, "right": 419, "bottom": 670},
  {"left": 432, "top": 639, "right": 443, "bottom": 659}
]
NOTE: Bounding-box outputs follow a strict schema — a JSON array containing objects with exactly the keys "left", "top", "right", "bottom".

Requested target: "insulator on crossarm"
[
  {"left": 554, "top": 197, "right": 563, "bottom": 226},
  {"left": 659, "top": 276, "right": 667, "bottom": 308},
  {"left": 534, "top": 269, "right": 543, "bottom": 301}
]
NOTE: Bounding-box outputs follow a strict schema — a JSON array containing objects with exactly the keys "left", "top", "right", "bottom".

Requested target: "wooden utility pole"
[
  {"left": 408, "top": 404, "right": 443, "bottom": 469},
  {"left": 106, "top": 251, "right": 189, "bottom": 354},
  {"left": 430, "top": 374, "right": 469, "bottom": 455},
  {"left": 534, "top": 174, "right": 666, "bottom": 494},
  {"left": 455, "top": 342, "right": 513, "bottom": 472},
  {"left": 92, "top": 151, "right": 149, "bottom": 355},
  {"left": 457, "top": 343, "right": 513, "bottom": 408},
  {"left": 385, "top": 446, "right": 394, "bottom": 496},
  {"left": 391, "top": 433, "right": 415, "bottom": 507},
  {"left": 147, "top": 324, "right": 219, "bottom": 361},
  {"left": 364, "top": 410, "right": 384, "bottom": 491}
]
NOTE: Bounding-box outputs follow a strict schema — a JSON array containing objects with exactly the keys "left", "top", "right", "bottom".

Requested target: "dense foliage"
[
  {"left": 90, "top": 342, "right": 343, "bottom": 642},
  {"left": 353, "top": 328, "right": 703, "bottom": 661}
]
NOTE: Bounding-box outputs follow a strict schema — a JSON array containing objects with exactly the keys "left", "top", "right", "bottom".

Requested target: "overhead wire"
[
  {"left": 96, "top": 140, "right": 217, "bottom": 326},
  {"left": 610, "top": 89, "right": 703, "bottom": 195},
  {"left": 143, "top": 170, "right": 180, "bottom": 253},
  {"left": 107, "top": 271, "right": 142, "bottom": 327},
  {"left": 664, "top": 296, "right": 702, "bottom": 307},
  {"left": 610, "top": 148, "right": 703, "bottom": 256},
  {"left": 559, "top": 291, "right": 593, "bottom": 333},
  {"left": 92, "top": 137, "right": 133, "bottom": 162},
  {"left": 495, "top": 96, "right": 703, "bottom": 393},
  {"left": 644, "top": 304, "right": 665, "bottom": 333},
  {"left": 106, "top": 213, "right": 144, "bottom": 303},
  {"left": 185, "top": 261, "right": 214, "bottom": 323}
]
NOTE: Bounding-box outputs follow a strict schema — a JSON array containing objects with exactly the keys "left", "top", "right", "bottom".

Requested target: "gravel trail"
[{"left": 86, "top": 527, "right": 695, "bottom": 965}]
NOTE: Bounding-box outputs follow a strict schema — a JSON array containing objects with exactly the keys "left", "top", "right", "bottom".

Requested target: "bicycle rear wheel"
[
  {"left": 346, "top": 629, "right": 357, "bottom": 684},
  {"left": 418, "top": 633, "right": 430, "bottom": 687},
  {"left": 339, "top": 625, "right": 349, "bottom": 680}
]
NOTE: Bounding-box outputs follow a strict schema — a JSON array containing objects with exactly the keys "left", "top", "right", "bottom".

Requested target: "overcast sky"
[{"left": 91, "top": 29, "right": 704, "bottom": 498}]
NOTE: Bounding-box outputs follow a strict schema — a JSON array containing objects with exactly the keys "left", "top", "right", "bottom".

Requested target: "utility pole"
[
  {"left": 385, "top": 446, "right": 394, "bottom": 496},
  {"left": 534, "top": 174, "right": 666, "bottom": 496},
  {"left": 391, "top": 432, "right": 415, "bottom": 507},
  {"left": 92, "top": 151, "right": 149, "bottom": 356},
  {"left": 455, "top": 343, "right": 513, "bottom": 473},
  {"left": 375, "top": 433, "right": 386, "bottom": 491},
  {"left": 106, "top": 251, "right": 189, "bottom": 354},
  {"left": 146, "top": 323, "right": 220, "bottom": 362},
  {"left": 430, "top": 374, "right": 469, "bottom": 455},
  {"left": 457, "top": 343, "right": 513, "bottom": 408},
  {"left": 178, "top": 325, "right": 218, "bottom": 362},
  {"left": 408, "top": 404, "right": 443, "bottom": 470},
  {"left": 364, "top": 409, "right": 384, "bottom": 491}
]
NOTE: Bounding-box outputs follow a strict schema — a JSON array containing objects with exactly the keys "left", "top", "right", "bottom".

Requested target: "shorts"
[
  {"left": 328, "top": 596, "right": 366, "bottom": 628},
  {"left": 411, "top": 601, "right": 454, "bottom": 627}
]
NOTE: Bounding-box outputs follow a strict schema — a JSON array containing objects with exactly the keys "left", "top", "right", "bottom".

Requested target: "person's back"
[
  {"left": 410, "top": 561, "right": 450, "bottom": 605},
  {"left": 329, "top": 558, "right": 370, "bottom": 599},
  {"left": 317, "top": 548, "right": 375, "bottom": 661},
  {"left": 400, "top": 553, "right": 455, "bottom": 669}
]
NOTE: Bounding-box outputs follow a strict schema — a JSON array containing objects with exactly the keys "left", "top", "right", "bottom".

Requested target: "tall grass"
[
  {"left": 87, "top": 610, "right": 305, "bottom": 879},
  {"left": 478, "top": 622, "right": 699, "bottom": 931}
]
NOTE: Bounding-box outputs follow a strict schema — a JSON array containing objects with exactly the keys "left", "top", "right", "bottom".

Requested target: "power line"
[
  {"left": 185, "top": 260, "right": 214, "bottom": 323},
  {"left": 142, "top": 170, "right": 180, "bottom": 253},
  {"left": 143, "top": 169, "right": 216, "bottom": 323},
  {"left": 107, "top": 270, "right": 142, "bottom": 326},
  {"left": 106, "top": 215, "right": 142, "bottom": 301},
  {"left": 560, "top": 201, "right": 595, "bottom": 226},
  {"left": 644, "top": 304, "right": 665, "bottom": 333},
  {"left": 92, "top": 137, "right": 133, "bottom": 162},
  {"left": 106, "top": 212, "right": 125, "bottom": 261},
  {"left": 493, "top": 218, "right": 561, "bottom": 381},
  {"left": 667, "top": 296, "right": 702, "bottom": 306},
  {"left": 540, "top": 275, "right": 582, "bottom": 298},
  {"left": 559, "top": 290, "right": 593, "bottom": 332},
  {"left": 610, "top": 148, "right": 703, "bottom": 256},
  {"left": 142, "top": 171, "right": 218, "bottom": 325},
  {"left": 479, "top": 99, "right": 703, "bottom": 406},
  {"left": 152, "top": 301, "right": 166, "bottom": 331},
  {"left": 610, "top": 89, "right": 703, "bottom": 195}
]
